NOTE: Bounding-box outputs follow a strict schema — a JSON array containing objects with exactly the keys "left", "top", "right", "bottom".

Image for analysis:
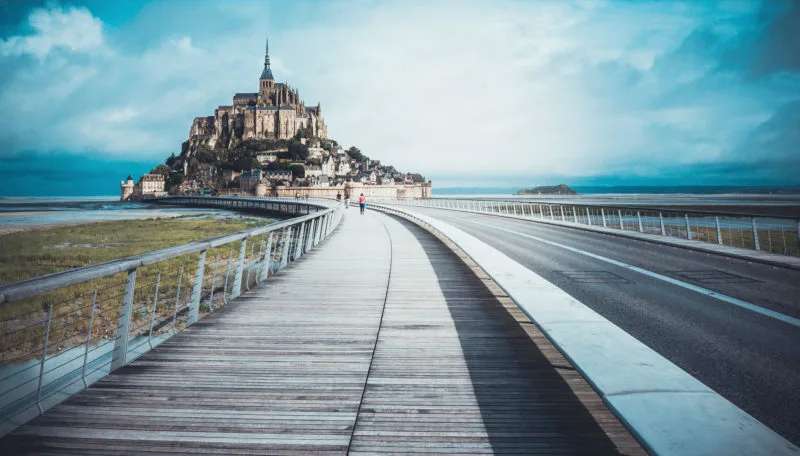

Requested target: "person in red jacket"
[{"left": 359, "top": 193, "right": 366, "bottom": 215}]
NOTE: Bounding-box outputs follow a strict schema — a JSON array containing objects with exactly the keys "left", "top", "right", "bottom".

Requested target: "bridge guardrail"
[
  {"left": 370, "top": 197, "right": 800, "bottom": 257},
  {"left": 0, "top": 196, "right": 343, "bottom": 436}
]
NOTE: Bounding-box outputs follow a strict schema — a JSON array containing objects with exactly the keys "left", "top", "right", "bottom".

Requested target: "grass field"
[
  {"left": 0, "top": 216, "right": 271, "bottom": 285},
  {"left": 0, "top": 216, "right": 276, "bottom": 361}
]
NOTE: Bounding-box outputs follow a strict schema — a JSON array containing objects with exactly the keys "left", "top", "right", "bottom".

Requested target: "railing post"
[
  {"left": 685, "top": 214, "right": 692, "bottom": 240},
  {"left": 280, "top": 227, "right": 293, "bottom": 267},
  {"left": 715, "top": 217, "right": 723, "bottom": 245},
  {"left": 601, "top": 208, "right": 607, "bottom": 227},
  {"left": 222, "top": 250, "right": 232, "bottom": 304},
  {"left": 147, "top": 273, "right": 160, "bottom": 349},
  {"left": 573, "top": 207, "right": 578, "bottom": 224},
  {"left": 752, "top": 217, "right": 760, "bottom": 250},
  {"left": 111, "top": 268, "right": 137, "bottom": 371},
  {"left": 82, "top": 290, "right": 98, "bottom": 387},
  {"left": 636, "top": 211, "right": 643, "bottom": 232},
  {"left": 246, "top": 241, "right": 256, "bottom": 290},
  {"left": 230, "top": 239, "right": 247, "bottom": 300},
  {"left": 208, "top": 253, "right": 219, "bottom": 308},
  {"left": 659, "top": 212, "right": 666, "bottom": 235},
  {"left": 306, "top": 220, "right": 316, "bottom": 252},
  {"left": 173, "top": 265, "right": 183, "bottom": 331},
  {"left": 618, "top": 210, "right": 624, "bottom": 230},
  {"left": 295, "top": 222, "right": 306, "bottom": 259},
  {"left": 560, "top": 206, "right": 565, "bottom": 221},
  {"left": 586, "top": 207, "right": 591, "bottom": 225},
  {"left": 187, "top": 249, "right": 206, "bottom": 326},
  {"left": 549, "top": 205, "right": 555, "bottom": 220},
  {"left": 36, "top": 303, "right": 54, "bottom": 413},
  {"left": 260, "top": 232, "right": 274, "bottom": 281}
]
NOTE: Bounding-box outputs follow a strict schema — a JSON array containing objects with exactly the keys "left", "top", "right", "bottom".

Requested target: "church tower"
[{"left": 259, "top": 35, "right": 274, "bottom": 98}]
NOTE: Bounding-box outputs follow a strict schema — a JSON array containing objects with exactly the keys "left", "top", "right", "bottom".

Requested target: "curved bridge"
[{"left": 1, "top": 197, "right": 798, "bottom": 455}]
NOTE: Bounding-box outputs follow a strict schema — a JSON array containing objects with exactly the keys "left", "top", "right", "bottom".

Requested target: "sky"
[{"left": 0, "top": 0, "right": 798, "bottom": 195}]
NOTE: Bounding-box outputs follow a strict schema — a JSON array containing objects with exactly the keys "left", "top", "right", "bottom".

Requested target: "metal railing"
[
  {"left": 371, "top": 198, "right": 800, "bottom": 257},
  {"left": 0, "top": 196, "right": 343, "bottom": 435}
]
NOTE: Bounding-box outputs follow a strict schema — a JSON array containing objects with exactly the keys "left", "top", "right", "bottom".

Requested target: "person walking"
[
  {"left": 344, "top": 192, "right": 350, "bottom": 209},
  {"left": 359, "top": 193, "right": 366, "bottom": 215}
]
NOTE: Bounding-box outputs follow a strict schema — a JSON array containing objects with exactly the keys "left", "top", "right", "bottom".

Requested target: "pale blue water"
[{"left": 0, "top": 196, "right": 263, "bottom": 229}]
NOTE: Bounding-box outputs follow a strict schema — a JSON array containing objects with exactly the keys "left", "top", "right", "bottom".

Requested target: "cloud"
[
  {"left": 0, "top": 5, "right": 107, "bottom": 59},
  {"left": 0, "top": 0, "right": 798, "bottom": 191}
]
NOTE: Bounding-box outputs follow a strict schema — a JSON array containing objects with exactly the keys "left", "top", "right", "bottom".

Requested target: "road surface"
[{"left": 410, "top": 206, "right": 800, "bottom": 446}]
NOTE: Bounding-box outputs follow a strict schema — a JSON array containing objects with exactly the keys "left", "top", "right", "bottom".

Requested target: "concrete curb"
[
  {"left": 373, "top": 204, "right": 800, "bottom": 456},
  {"left": 400, "top": 205, "right": 800, "bottom": 272}
]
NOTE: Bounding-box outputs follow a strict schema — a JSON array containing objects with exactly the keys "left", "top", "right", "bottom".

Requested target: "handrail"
[
  {"left": 425, "top": 196, "right": 799, "bottom": 220},
  {"left": 373, "top": 197, "right": 800, "bottom": 257}
]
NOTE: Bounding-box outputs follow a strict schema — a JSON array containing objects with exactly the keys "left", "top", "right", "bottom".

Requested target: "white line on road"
[{"left": 459, "top": 218, "right": 800, "bottom": 329}]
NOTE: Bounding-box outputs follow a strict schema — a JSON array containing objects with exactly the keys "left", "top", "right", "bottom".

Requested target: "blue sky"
[{"left": 0, "top": 0, "right": 798, "bottom": 195}]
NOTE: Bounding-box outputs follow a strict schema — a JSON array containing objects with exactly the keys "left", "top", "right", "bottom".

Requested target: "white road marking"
[{"left": 458, "top": 218, "right": 800, "bottom": 329}]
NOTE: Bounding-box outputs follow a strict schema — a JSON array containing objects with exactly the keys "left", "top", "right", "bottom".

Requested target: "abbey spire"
[{"left": 260, "top": 35, "right": 274, "bottom": 81}]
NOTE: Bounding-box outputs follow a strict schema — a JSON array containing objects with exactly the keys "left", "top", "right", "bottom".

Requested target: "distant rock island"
[{"left": 515, "top": 184, "right": 577, "bottom": 195}]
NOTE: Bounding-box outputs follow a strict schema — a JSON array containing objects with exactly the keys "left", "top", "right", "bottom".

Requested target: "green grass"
[
  {"left": 0, "top": 216, "right": 276, "bottom": 361},
  {"left": 0, "top": 216, "right": 270, "bottom": 285}
]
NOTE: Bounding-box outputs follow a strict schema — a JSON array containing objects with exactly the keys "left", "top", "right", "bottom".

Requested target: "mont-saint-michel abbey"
[
  {"left": 189, "top": 37, "right": 328, "bottom": 147},
  {"left": 120, "top": 36, "right": 430, "bottom": 201}
]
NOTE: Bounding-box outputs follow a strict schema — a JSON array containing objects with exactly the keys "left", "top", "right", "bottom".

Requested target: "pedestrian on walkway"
[
  {"left": 344, "top": 192, "right": 350, "bottom": 209},
  {"left": 359, "top": 193, "right": 366, "bottom": 215}
]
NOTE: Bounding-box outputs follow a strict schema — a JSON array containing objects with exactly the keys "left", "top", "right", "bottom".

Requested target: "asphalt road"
[{"left": 411, "top": 207, "right": 800, "bottom": 447}]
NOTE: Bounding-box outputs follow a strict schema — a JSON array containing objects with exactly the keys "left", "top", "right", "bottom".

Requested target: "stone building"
[
  {"left": 240, "top": 169, "right": 264, "bottom": 192},
  {"left": 120, "top": 175, "right": 134, "bottom": 200},
  {"left": 185, "top": 36, "right": 327, "bottom": 155},
  {"left": 121, "top": 173, "right": 166, "bottom": 200}
]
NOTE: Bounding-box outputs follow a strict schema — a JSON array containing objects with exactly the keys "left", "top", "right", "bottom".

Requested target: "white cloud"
[
  {"left": 0, "top": 0, "right": 797, "bottom": 186},
  {"left": 0, "top": 6, "right": 107, "bottom": 59}
]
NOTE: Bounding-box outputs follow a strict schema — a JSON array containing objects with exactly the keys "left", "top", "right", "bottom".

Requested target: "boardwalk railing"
[
  {"left": 372, "top": 198, "right": 800, "bottom": 257},
  {"left": 0, "top": 196, "right": 343, "bottom": 436}
]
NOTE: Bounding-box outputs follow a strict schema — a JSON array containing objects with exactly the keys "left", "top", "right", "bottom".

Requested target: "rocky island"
[
  {"left": 515, "top": 184, "right": 577, "bottom": 195},
  {"left": 121, "top": 35, "right": 430, "bottom": 201}
]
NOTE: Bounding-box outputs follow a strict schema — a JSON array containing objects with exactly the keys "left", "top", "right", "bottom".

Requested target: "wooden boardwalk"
[{"left": 2, "top": 211, "right": 643, "bottom": 455}]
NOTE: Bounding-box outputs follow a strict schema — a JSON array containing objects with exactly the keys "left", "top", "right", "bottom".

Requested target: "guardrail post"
[
  {"left": 752, "top": 217, "right": 760, "bottom": 250},
  {"left": 572, "top": 207, "right": 578, "bottom": 223},
  {"left": 659, "top": 212, "right": 666, "bottom": 235},
  {"left": 549, "top": 205, "right": 555, "bottom": 220},
  {"left": 36, "top": 303, "right": 54, "bottom": 413},
  {"left": 295, "top": 222, "right": 306, "bottom": 259},
  {"left": 559, "top": 206, "right": 565, "bottom": 221},
  {"left": 715, "top": 217, "right": 723, "bottom": 245},
  {"left": 281, "top": 227, "right": 292, "bottom": 267},
  {"left": 82, "top": 290, "right": 98, "bottom": 386},
  {"left": 111, "top": 268, "right": 137, "bottom": 371},
  {"left": 187, "top": 249, "right": 206, "bottom": 326},
  {"left": 208, "top": 253, "right": 219, "bottom": 308},
  {"left": 147, "top": 274, "right": 160, "bottom": 348},
  {"left": 586, "top": 207, "right": 591, "bottom": 225},
  {"left": 230, "top": 239, "right": 247, "bottom": 300},
  {"left": 618, "top": 210, "right": 624, "bottom": 230},
  {"left": 685, "top": 214, "right": 692, "bottom": 240},
  {"left": 601, "top": 208, "right": 607, "bottom": 227},
  {"left": 637, "top": 211, "right": 643, "bottom": 232},
  {"left": 222, "top": 250, "right": 232, "bottom": 304},
  {"left": 173, "top": 265, "right": 183, "bottom": 330}
]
